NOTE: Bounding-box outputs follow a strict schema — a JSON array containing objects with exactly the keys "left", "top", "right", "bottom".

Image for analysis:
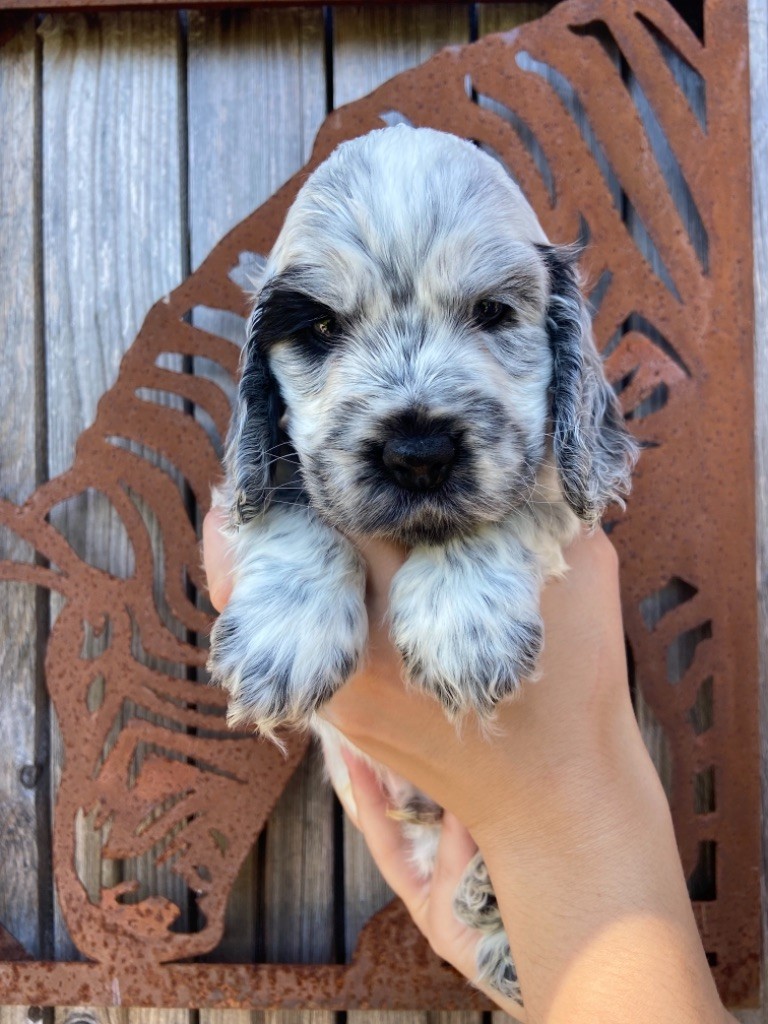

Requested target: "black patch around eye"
[
  {"left": 472, "top": 298, "right": 515, "bottom": 330},
  {"left": 254, "top": 287, "right": 342, "bottom": 353}
]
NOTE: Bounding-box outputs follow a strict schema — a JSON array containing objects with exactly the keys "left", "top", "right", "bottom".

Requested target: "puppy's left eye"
[{"left": 472, "top": 299, "right": 513, "bottom": 330}]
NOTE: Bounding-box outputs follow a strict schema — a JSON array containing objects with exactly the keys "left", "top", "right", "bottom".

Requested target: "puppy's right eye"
[{"left": 310, "top": 315, "right": 341, "bottom": 347}]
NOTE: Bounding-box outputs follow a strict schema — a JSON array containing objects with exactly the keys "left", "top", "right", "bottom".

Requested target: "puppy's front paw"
[
  {"left": 390, "top": 530, "right": 543, "bottom": 716},
  {"left": 208, "top": 510, "right": 367, "bottom": 735}
]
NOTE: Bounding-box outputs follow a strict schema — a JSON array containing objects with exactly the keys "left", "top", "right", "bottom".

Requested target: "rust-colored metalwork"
[{"left": 0, "top": 0, "right": 759, "bottom": 1008}]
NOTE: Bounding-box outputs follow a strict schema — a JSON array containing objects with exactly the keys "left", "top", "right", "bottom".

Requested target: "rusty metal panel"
[{"left": 0, "top": 0, "right": 759, "bottom": 1008}]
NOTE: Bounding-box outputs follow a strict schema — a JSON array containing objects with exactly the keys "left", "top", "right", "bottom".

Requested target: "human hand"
[{"left": 203, "top": 510, "right": 731, "bottom": 1023}]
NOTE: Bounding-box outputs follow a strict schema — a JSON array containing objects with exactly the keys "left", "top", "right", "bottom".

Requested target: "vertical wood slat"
[
  {"left": 0, "top": 16, "right": 44, "bottom": 962},
  {"left": 52, "top": 1009, "right": 191, "bottom": 1024},
  {"left": 40, "top": 9, "right": 188, "bottom": 983},
  {"left": 332, "top": 8, "right": 536, "bottom": 1024},
  {"left": 0, "top": 1012, "right": 42, "bottom": 1024},
  {"left": 185, "top": 19, "right": 330, "bottom": 1024},
  {"left": 330, "top": 14, "right": 469, "bottom": 1018},
  {"left": 748, "top": 0, "right": 768, "bottom": 1018}
]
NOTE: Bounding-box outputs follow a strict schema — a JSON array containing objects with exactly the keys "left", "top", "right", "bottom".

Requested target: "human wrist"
[
  {"left": 461, "top": 698, "right": 658, "bottom": 850},
  {"left": 469, "top": 743, "right": 727, "bottom": 1024},
  {"left": 466, "top": 716, "right": 671, "bottom": 868}
]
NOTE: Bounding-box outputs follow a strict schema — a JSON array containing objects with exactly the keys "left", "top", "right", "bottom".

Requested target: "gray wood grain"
[
  {"left": 53, "top": 1008, "right": 190, "bottom": 1024},
  {"left": 40, "top": 9, "right": 187, "bottom": 965},
  {"left": 331, "top": 14, "right": 470, "bottom": 1017},
  {"left": 333, "top": 3, "right": 468, "bottom": 110},
  {"left": 480, "top": 1, "right": 675, "bottom": 794},
  {"left": 332, "top": 9, "right": 533, "bottom": 1023},
  {"left": 0, "top": 1011, "right": 45, "bottom": 1024},
  {"left": 0, "top": 15, "right": 44, "bottom": 961},
  {"left": 749, "top": 0, "right": 767, "bottom": 1015},
  {"left": 477, "top": 3, "right": 552, "bottom": 34},
  {"left": 186, "top": 17, "right": 331, "bottom": 1024}
]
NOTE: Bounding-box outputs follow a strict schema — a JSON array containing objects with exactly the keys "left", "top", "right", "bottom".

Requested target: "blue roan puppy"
[{"left": 208, "top": 125, "right": 637, "bottom": 1001}]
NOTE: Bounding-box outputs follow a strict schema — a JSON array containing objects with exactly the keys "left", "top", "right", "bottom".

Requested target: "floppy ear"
[
  {"left": 223, "top": 299, "right": 282, "bottom": 526},
  {"left": 540, "top": 244, "right": 639, "bottom": 525}
]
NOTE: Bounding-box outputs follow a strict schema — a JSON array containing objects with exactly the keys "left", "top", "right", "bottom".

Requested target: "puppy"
[{"left": 208, "top": 125, "right": 637, "bottom": 1001}]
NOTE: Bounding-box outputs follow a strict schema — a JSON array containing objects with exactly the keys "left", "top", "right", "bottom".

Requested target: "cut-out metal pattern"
[{"left": 0, "top": 0, "right": 758, "bottom": 1008}]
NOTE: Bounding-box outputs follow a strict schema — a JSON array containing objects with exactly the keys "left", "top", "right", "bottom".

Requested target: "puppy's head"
[{"left": 226, "top": 126, "right": 636, "bottom": 543}]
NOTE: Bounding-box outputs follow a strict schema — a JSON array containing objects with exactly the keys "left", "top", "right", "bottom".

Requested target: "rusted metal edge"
[
  {"left": 0, "top": 0, "right": 535, "bottom": 11},
  {"left": 0, "top": 893, "right": 491, "bottom": 1006}
]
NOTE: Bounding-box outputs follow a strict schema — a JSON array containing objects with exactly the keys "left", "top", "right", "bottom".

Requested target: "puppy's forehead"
[{"left": 266, "top": 127, "right": 549, "bottom": 309}]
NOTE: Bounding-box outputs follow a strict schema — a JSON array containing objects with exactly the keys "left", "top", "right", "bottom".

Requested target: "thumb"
[{"left": 202, "top": 505, "right": 236, "bottom": 611}]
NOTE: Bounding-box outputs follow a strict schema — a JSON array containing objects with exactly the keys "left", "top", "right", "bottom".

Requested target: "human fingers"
[
  {"left": 344, "top": 757, "right": 526, "bottom": 1020},
  {"left": 341, "top": 750, "right": 425, "bottom": 911},
  {"left": 342, "top": 752, "right": 473, "bottom": 952},
  {"left": 422, "top": 811, "right": 479, "bottom": 956},
  {"left": 431, "top": 815, "right": 527, "bottom": 1021},
  {"left": 202, "top": 505, "right": 235, "bottom": 612}
]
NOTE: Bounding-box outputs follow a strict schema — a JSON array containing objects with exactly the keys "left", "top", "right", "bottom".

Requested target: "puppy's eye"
[
  {"left": 472, "top": 299, "right": 512, "bottom": 330},
  {"left": 310, "top": 315, "right": 341, "bottom": 346}
]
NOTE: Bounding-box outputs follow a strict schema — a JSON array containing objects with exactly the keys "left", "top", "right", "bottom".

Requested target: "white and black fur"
[{"left": 209, "top": 126, "right": 637, "bottom": 1002}]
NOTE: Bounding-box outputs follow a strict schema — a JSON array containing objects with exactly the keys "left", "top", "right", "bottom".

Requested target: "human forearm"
[{"left": 475, "top": 744, "right": 731, "bottom": 1024}]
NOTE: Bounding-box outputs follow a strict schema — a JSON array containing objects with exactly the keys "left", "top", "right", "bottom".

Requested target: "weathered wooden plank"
[
  {"left": 40, "top": 9, "right": 186, "bottom": 968},
  {"left": 0, "top": 1011, "right": 44, "bottom": 1024},
  {"left": 477, "top": 2, "right": 551, "bottom": 33},
  {"left": 0, "top": 17, "right": 45, "bottom": 962},
  {"left": 333, "top": 3, "right": 469, "bottom": 111},
  {"left": 1, "top": 0, "right": 511, "bottom": 9},
  {"left": 748, "top": 0, "right": 768, "bottom": 1016},
  {"left": 332, "top": 9, "right": 482, "bottom": 1024},
  {"left": 186, "top": 15, "right": 329, "bottom": 1021},
  {"left": 491, "top": 1012, "right": 520, "bottom": 1024},
  {"left": 734, "top": 1011, "right": 763, "bottom": 1024},
  {"left": 331, "top": 0, "right": 468, "bottom": 977},
  {"left": 52, "top": 1009, "right": 190, "bottom": 1024},
  {"left": 483, "top": 1, "right": 672, "bottom": 790}
]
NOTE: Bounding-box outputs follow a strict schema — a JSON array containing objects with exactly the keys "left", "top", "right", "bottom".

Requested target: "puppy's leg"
[
  {"left": 208, "top": 505, "right": 367, "bottom": 735},
  {"left": 454, "top": 853, "right": 522, "bottom": 1003},
  {"left": 390, "top": 522, "right": 543, "bottom": 716}
]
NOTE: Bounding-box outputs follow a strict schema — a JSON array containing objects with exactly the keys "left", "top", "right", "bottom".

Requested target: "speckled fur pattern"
[{"left": 207, "top": 126, "right": 638, "bottom": 1004}]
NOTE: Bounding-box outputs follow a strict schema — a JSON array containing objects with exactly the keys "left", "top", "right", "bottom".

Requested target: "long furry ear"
[
  {"left": 223, "top": 295, "right": 282, "bottom": 526},
  {"left": 540, "top": 244, "right": 639, "bottom": 525}
]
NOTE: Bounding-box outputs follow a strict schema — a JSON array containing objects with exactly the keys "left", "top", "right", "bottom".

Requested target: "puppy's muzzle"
[{"left": 382, "top": 433, "right": 456, "bottom": 491}]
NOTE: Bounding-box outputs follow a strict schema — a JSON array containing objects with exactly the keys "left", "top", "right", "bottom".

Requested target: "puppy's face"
[
  {"left": 252, "top": 129, "right": 553, "bottom": 544},
  {"left": 228, "top": 127, "right": 636, "bottom": 542}
]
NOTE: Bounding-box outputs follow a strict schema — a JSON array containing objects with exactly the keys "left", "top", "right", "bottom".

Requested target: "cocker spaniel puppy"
[{"left": 209, "top": 125, "right": 637, "bottom": 1001}]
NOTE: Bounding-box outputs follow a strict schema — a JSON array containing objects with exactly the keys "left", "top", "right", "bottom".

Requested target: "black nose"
[{"left": 382, "top": 434, "right": 456, "bottom": 491}]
